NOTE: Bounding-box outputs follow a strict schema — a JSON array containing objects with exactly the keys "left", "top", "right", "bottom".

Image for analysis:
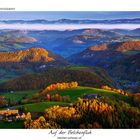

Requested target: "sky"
[{"left": 0, "top": 11, "right": 140, "bottom": 20}]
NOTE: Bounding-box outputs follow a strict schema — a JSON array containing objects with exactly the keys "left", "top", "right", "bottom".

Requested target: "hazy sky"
[{"left": 0, "top": 11, "right": 140, "bottom": 20}]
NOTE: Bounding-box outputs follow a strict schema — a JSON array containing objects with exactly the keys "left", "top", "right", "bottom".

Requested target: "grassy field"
[
  {"left": 0, "top": 90, "right": 38, "bottom": 101},
  {"left": 14, "top": 101, "right": 69, "bottom": 112},
  {"left": 10, "top": 86, "right": 131, "bottom": 113},
  {"left": 67, "top": 66, "right": 90, "bottom": 70},
  {"left": 0, "top": 86, "right": 133, "bottom": 128},
  {"left": 52, "top": 86, "right": 131, "bottom": 103},
  {"left": 0, "top": 86, "right": 131, "bottom": 113}
]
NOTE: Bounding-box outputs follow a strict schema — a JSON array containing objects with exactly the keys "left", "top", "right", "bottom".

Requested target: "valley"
[{"left": 0, "top": 18, "right": 140, "bottom": 128}]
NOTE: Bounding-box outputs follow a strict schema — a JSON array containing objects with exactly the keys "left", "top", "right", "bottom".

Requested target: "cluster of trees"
[
  {"left": 44, "top": 98, "right": 114, "bottom": 128},
  {"left": 133, "top": 93, "right": 140, "bottom": 107},
  {"left": 24, "top": 98, "right": 140, "bottom": 128},
  {"left": 0, "top": 96, "right": 8, "bottom": 108},
  {"left": 8, "top": 99, "right": 18, "bottom": 106},
  {"left": 0, "top": 68, "right": 114, "bottom": 91},
  {"left": 0, "top": 96, "right": 21, "bottom": 108},
  {"left": 24, "top": 112, "right": 60, "bottom": 129},
  {"left": 22, "top": 93, "right": 70, "bottom": 105},
  {"left": 43, "top": 82, "right": 78, "bottom": 93},
  {"left": 42, "top": 93, "right": 70, "bottom": 102},
  {"left": 80, "top": 122, "right": 102, "bottom": 129},
  {"left": 101, "top": 85, "right": 129, "bottom": 96},
  {"left": 23, "top": 81, "right": 78, "bottom": 104},
  {"left": 45, "top": 106, "right": 77, "bottom": 121}
]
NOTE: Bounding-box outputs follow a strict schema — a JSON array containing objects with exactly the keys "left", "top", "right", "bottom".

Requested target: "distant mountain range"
[
  {"left": 68, "top": 41, "right": 140, "bottom": 92},
  {"left": 1, "top": 28, "right": 140, "bottom": 57},
  {"left": 1, "top": 18, "right": 140, "bottom": 24},
  {"left": 0, "top": 28, "right": 140, "bottom": 92},
  {"left": 68, "top": 41, "right": 140, "bottom": 66}
]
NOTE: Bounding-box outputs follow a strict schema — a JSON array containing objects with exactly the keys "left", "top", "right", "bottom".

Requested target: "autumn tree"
[
  {"left": 0, "top": 96, "right": 8, "bottom": 108},
  {"left": 43, "top": 82, "right": 78, "bottom": 93},
  {"left": 24, "top": 112, "right": 32, "bottom": 128}
]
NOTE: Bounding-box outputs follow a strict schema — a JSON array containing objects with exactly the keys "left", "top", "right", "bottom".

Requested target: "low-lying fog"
[{"left": 0, "top": 23, "right": 140, "bottom": 30}]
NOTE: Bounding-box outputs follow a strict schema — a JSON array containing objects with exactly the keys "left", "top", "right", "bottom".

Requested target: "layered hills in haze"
[
  {"left": 68, "top": 41, "right": 140, "bottom": 66},
  {"left": 0, "top": 27, "right": 140, "bottom": 92},
  {"left": 68, "top": 41, "right": 140, "bottom": 92},
  {"left": 0, "top": 28, "right": 140, "bottom": 57}
]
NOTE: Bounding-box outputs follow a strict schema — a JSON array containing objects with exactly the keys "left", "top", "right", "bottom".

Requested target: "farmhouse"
[
  {"left": 0, "top": 110, "right": 19, "bottom": 122},
  {"left": 83, "top": 94, "right": 102, "bottom": 99},
  {"left": 0, "top": 96, "right": 5, "bottom": 100}
]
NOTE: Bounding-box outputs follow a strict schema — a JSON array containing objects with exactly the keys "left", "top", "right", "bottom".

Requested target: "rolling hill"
[
  {"left": 108, "top": 53, "right": 140, "bottom": 92},
  {"left": 68, "top": 41, "right": 140, "bottom": 92},
  {"left": 0, "top": 29, "right": 138, "bottom": 57},
  {"left": 0, "top": 48, "right": 54, "bottom": 62},
  {"left": 0, "top": 34, "right": 37, "bottom": 43},
  {"left": 0, "top": 48, "right": 68, "bottom": 82},
  {"left": 9, "top": 86, "right": 130, "bottom": 113},
  {"left": 53, "top": 34, "right": 133, "bottom": 57},
  {"left": 0, "top": 66, "right": 115, "bottom": 91},
  {"left": 0, "top": 30, "right": 37, "bottom": 51},
  {"left": 68, "top": 41, "right": 140, "bottom": 67}
]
